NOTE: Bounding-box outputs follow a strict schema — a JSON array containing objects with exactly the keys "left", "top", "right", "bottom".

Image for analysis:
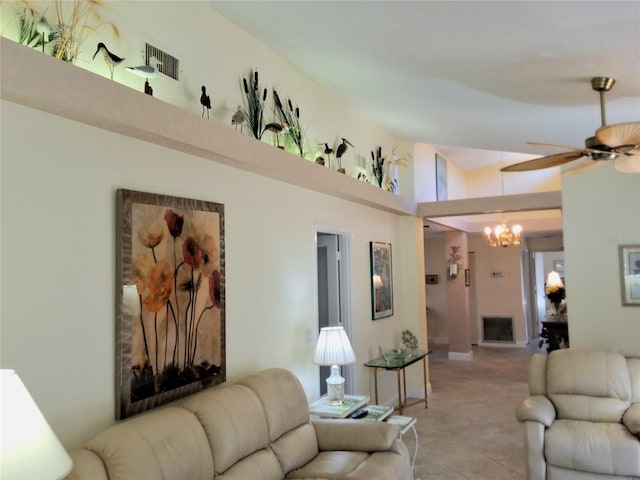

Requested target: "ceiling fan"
[{"left": 501, "top": 77, "right": 640, "bottom": 174}]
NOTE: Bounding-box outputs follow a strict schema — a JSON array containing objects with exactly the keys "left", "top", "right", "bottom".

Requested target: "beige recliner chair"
[{"left": 516, "top": 348, "right": 640, "bottom": 479}]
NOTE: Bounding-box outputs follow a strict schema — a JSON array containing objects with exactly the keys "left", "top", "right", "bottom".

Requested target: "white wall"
[
  {"left": 468, "top": 237, "right": 527, "bottom": 346},
  {"left": 465, "top": 156, "right": 561, "bottom": 198},
  {"left": 562, "top": 164, "right": 640, "bottom": 356},
  {"left": 0, "top": 1, "right": 427, "bottom": 450},
  {"left": 1, "top": 99, "right": 424, "bottom": 449}
]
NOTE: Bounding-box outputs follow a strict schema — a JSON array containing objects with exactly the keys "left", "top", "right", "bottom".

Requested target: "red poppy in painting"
[
  {"left": 199, "top": 234, "right": 219, "bottom": 278},
  {"left": 164, "top": 210, "right": 184, "bottom": 238},
  {"left": 209, "top": 269, "right": 222, "bottom": 307},
  {"left": 182, "top": 237, "right": 202, "bottom": 268},
  {"left": 142, "top": 260, "right": 173, "bottom": 313}
]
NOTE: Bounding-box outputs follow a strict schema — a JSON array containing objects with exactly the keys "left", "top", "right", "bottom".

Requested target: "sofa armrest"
[
  {"left": 515, "top": 395, "right": 556, "bottom": 427},
  {"left": 63, "top": 449, "right": 108, "bottom": 480},
  {"left": 312, "top": 419, "right": 399, "bottom": 452},
  {"left": 622, "top": 403, "right": 640, "bottom": 435}
]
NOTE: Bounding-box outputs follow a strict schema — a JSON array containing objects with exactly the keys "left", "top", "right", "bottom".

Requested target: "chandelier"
[{"left": 484, "top": 219, "right": 522, "bottom": 247}]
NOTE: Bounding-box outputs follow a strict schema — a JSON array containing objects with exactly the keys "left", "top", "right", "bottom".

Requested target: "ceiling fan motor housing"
[{"left": 585, "top": 136, "right": 616, "bottom": 161}]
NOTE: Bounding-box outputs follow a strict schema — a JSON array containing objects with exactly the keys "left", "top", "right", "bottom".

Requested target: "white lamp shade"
[
  {"left": 546, "top": 271, "right": 564, "bottom": 288},
  {"left": 313, "top": 326, "right": 356, "bottom": 366},
  {"left": 1, "top": 370, "right": 72, "bottom": 479}
]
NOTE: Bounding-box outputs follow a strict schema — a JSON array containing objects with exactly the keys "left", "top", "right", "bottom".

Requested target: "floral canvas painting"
[{"left": 116, "top": 189, "right": 225, "bottom": 418}]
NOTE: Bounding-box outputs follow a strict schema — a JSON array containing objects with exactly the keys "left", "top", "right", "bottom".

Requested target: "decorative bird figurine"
[
  {"left": 321, "top": 142, "right": 334, "bottom": 158},
  {"left": 200, "top": 85, "right": 211, "bottom": 119},
  {"left": 336, "top": 137, "right": 354, "bottom": 161},
  {"left": 232, "top": 106, "right": 246, "bottom": 131},
  {"left": 92, "top": 42, "right": 125, "bottom": 80},
  {"left": 261, "top": 122, "right": 286, "bottom": 148},
  {"left": 126, "top": 56, "right": 159, "bottom": 79}
]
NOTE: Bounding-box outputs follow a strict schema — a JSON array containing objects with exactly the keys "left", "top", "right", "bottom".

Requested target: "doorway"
[
  {"left": 316, "top": 230, "right": 353, "bottom": 396},
  {"left": 525, "top": 249, "right": 564, "bottom": 340}
]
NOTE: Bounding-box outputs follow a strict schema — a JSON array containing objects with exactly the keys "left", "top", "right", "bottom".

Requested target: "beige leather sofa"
[
  {"left": 516, "top": 349, "right": 640, "bottom": 479},
  {"left": 65, "top": 368, "right": 411, "bottom": 480}
]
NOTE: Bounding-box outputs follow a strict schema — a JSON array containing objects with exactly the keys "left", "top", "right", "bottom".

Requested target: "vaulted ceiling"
[{"left": 210, "top": 1, "right": 640, "bottom": 237}]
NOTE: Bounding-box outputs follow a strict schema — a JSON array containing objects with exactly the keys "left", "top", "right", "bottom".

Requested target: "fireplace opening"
[{"left": 482, "top": 316, "right": 514, "bottom": 343}]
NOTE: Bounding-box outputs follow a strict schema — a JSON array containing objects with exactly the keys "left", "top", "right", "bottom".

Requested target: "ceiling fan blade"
[
  {"left": 526, "top": 141, "right": 610, "bottom": 155},
  {"left": 596, "top": 122, "right": 640, "bottom": 155},
  {"left": 614, "top": 155, "right": 640, "bottom": 173},
  {"left": 501, "top": 152, "right": 585, "bottom": 172}
]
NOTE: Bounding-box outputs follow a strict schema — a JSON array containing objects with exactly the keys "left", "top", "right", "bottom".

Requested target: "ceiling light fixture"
[
  {"left": 484, "top": 219, "right": 522, "bottom": 247},
  {"left": 485, "top": 164, "right": 523, "bottom": 247}
]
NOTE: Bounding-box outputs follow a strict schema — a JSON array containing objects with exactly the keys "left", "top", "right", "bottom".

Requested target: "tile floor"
[{"left": 400, "top": 344, "right": 538, "bottom": 480}]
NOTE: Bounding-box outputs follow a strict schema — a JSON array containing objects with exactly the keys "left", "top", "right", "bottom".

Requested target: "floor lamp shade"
[
  {"left": 1, "top": 370, "right": 73, "bottom": 479},
  {"left": 313, "top": 327, "right": 356, "bottom": 404}
]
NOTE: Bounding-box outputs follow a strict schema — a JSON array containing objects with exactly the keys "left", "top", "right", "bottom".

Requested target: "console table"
[{"left": 364, "top": 349, "right": 431, "bottom": 414}]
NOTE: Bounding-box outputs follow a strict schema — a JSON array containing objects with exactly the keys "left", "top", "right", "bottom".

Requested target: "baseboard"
[
  {"left": 407, "top": 383, "right": 431, "bottom": 399},
  {"left": 478, "top": 340, "right": 528, "bottom": 348},
  {"left": 371, "top": 383, "right": 432, "bottom": 407},
  {"left": 448, "top": 350, "right": 473, "bottom": 361}
]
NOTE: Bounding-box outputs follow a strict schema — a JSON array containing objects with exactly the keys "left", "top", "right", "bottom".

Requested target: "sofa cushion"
[
  {"left": 216, "top": 448, "right": 285, "bottom": 480},
  {"left": 545, "top": 419, "right": 640, "bottom": 477},
  {"left": 86, "top": 406, "right": 213, "bottom": 480},
  {"left": 547, "top": 349, "right": 631, "bottom": 422},
  {"left": 271, "top": 423, "right": 319, "bottom": 474},
  {"left": 238, "top": 368, "right": 311, "bottom": 441},
  {"left": 628, "top": 358, "right": 640, "bottom": 403},
  {"left": 182, "top": 383, "right": 275, "bottom": 476},
  {"left": 285, "top": 451, "right": 368, "bottom": 479}
]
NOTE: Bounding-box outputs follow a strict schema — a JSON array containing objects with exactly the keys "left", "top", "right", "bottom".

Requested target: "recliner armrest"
[
  {"left": 312, "top": 419, "right": 398, "bottom": 451},
  {"left": 622, "top": 403, "right": 640, "bottom": 435},
  {"left": 516, "top": 395, "right": 556, "bottom": 427}
]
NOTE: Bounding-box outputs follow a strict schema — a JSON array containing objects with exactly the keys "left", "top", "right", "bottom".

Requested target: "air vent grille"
[{"left": 145, "top": 43, "right": 179, "bottom": 80}]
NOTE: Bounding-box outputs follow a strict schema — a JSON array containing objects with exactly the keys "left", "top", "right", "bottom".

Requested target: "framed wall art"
[
  {"left": 619, "top": 244, "right": 640, "bottom": 306},
  {"left": 116, "top": 189, "right": 226, "bottom": 419},
  {"left": 370, "top": 241, "right": 394, "bottom": 320}
]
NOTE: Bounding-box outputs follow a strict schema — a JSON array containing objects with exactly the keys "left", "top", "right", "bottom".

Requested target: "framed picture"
[
  {"left": 465, "top": 268, "right": 471, "bottom": 287},
  {"left": 435, "top": 153, "right": 448, "bottom": 201},
  {"left": 425, "top": 274, "right": 439, "bottom": 285},
  {"left": 619, "top": 244, "right": 640, "bottom": 306},
  {"left": 370, "top": 241, "right": 394, "bottom": 319},
  {"left": 116, "top": 189, "right": 226, "bottom": 419},
  {"left": 553, "top": 260, "right": 564, "bottom": 273}
]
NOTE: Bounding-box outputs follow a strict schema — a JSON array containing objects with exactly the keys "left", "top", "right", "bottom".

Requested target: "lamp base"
[{"left": 325, "top": 365, "right": 345, "bottom": 405}]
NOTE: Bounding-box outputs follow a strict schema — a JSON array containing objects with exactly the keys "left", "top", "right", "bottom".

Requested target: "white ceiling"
[{"left": 210, "top": 1, "right": 640, "bottom": 236}]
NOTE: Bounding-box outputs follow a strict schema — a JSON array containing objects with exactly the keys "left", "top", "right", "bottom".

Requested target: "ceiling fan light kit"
[{"left": 501, "top": 77, "right": 640, "bottom": 174}]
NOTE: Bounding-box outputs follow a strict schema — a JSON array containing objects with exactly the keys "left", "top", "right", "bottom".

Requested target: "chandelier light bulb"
[{"left": 484, "top": 219, "right": 523, "bottom": 248}]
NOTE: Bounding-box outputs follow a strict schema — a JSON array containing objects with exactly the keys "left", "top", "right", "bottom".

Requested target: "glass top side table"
[{"left": 364, "top": 349, "right": 431, "bottom": 414}]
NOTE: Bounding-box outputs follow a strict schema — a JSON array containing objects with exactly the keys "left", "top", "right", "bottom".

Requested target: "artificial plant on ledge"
[
  {"left": 11, "top": 0, "right": 119, "bottom": 62},
  {"left": 241, "top": 69, "right": 268, "bottom": 140},
  {"left": 372, "top": 145, "right": 385, "bottom": 188},
  {"left": 272, "top": 89, "right": 306, "bottom": 158}
]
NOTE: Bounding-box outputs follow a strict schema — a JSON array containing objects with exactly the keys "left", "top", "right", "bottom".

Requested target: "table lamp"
[
  {"left": 313, "top": 326, "right": 356, "bottom": 405},
  {"left": 1, "top": 369, "right": 73, "bottom": 479}
]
